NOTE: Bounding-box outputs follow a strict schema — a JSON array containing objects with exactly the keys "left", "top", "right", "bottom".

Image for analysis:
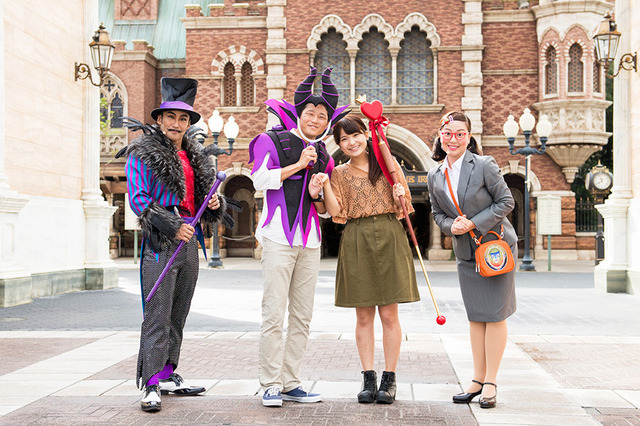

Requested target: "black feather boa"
[{"left": 118, "top": 119, "right": 229, "bottom": 251}]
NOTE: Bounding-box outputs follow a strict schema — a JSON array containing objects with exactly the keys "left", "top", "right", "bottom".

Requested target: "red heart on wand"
[{"left": 360, "top": 100, "right": 383, "bottom": 121}]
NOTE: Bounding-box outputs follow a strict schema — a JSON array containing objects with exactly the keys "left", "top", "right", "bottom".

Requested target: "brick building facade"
[{"left": 99, "top": 0, "right": 614, "bottom": 261}]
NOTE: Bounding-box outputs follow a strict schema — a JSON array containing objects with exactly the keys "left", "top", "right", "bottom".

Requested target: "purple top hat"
[{"left": 151, "top": 77, "right": 201, "bottom": 123}]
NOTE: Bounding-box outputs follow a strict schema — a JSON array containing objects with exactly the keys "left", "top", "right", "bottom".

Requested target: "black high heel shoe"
[
  {"left": 452, "top": 379, "right": 483, "bottom": 403},
  {"left": 479, "top": 382, "right": 497, "bottom": 409}
]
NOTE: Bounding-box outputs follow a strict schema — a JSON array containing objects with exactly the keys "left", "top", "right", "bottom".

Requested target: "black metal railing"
[{"left": 575, "top": 200, "right": 598, "bottom": 232}]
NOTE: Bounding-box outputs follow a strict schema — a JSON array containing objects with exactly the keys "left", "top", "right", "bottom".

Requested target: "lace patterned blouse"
[{"left": 330, "top": 161, "right": 414, "bottom": 224}]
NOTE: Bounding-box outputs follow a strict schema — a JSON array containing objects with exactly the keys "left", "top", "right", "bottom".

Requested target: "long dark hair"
[
  {"left": 333, "top": 116, "right": 383, "bottom": 185},
  {"left": 431, "top": 110, "right": 481, "bottom": 162}
]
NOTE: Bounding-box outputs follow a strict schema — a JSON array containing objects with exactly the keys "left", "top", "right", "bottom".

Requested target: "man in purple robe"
[{"left": 249, "top": 67, "right": 349, "bottom": 407}]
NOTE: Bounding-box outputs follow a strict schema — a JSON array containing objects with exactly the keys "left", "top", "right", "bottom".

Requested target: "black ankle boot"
[
  {"left": 357, "top": 370, "right": 377, "bottom": 403},
  {"left": 376, "top": 371, "right": 396, "bottom": 404}
]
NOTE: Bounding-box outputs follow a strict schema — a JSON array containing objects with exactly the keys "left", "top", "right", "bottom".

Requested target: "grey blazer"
[{"left": 427, "top": 151, "right": 516, "bottom": 261}]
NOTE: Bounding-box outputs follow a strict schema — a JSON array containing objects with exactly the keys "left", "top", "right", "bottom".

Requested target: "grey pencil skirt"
[{"left": 456, "top": 243, "right": 517, "bottom": 322}]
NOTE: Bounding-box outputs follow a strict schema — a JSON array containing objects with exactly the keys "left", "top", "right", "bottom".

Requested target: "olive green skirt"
[{"left": 335, "top": 213, "right": 420, "bottom": 308}]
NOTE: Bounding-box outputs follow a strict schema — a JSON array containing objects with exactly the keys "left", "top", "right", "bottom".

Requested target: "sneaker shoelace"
[{"left": 265, "top": 387, "right": 280, "bottom": 397}]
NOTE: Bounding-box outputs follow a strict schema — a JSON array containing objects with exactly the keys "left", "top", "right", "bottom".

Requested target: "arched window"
[
  {"left": 313, "top": 28, "right": 350, "bottom": 101},
  {"left": 545, "top": 46, "right": 558, "bottom": 96},
  {"left": 223, "top": 62, "right": 236, "bottom": 106},
  {"left": 241, "top": 62, "right": 254, "bottom": 106},
  {"left": 593, "top": 49, "right": 602, "bottom": 94},
  {"left": 397, "top": 26, "right": 434, "bottom": 104},
  {"left": 355, "top": 27, "right": 392, "bottom": 105},
  {"left": 568, "top": 43, "right": 584, "bottom": 93},
  {"left": 99, "top": 74, "right": 128, "bottom": 153}
]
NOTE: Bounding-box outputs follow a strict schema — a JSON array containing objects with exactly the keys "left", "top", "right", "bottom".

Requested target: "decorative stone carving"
[
  {"left": 565, "top": 109, "right": 586, "bottom": 130},
  {"left": 533, "top": 99, "right": 611, "bottom": 183}
]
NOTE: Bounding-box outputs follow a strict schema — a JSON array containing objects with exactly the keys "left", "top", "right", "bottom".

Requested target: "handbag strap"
[
  {"left": 443, "top": 168, "right": 505, "bottom": 245},
  {"left": 444, "top": 168, "right": 479, "bottom": 242}
]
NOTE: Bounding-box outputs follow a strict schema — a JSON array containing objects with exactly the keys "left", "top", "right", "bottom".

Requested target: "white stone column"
[
  {"left": 265, "top": 0, "right": 287, "bottom": 129},
  {"left": 235, "top": 74, "right": 242, "bottom": 107},
  {"left": 461, "top": 0, "right": 484, "bottom": 146},
  {"left": 348, "top": 49, "right": 357, "bottom": 105},
  {"left": 390, "top": 48, "right": 399, "bottom": 105},
  {"left": 594, "top": 0, "right": 633, "bottom": 293},
  {"left": 81, "top": 0, "right": 117, "bottom": 288},
  {"left": 0, "top": 1, "right": 31, "bottom": 306},
  {"left": 427, "top": 216, "right": 451, "bottom": 260}
]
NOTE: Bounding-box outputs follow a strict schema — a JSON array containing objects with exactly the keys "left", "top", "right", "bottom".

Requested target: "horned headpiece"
[{"left": 264, "top": 66, "right": 350, "bottom": 138}]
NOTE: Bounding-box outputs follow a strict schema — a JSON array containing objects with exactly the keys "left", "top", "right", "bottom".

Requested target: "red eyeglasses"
[{"left": 439, "top": 131, "right": 469, "bottom": 141}]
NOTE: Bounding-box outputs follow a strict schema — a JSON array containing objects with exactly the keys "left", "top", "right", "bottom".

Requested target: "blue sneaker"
[
  {"left": 262, "top": 386, "right": 282, "bottom": 407},
  {"left": 282, "top": 386, "right": 322, "bottom": 403}
]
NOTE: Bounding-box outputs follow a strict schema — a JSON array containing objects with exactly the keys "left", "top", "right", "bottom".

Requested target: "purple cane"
[{"left": 146, "top": 171, "right": 227, "bottom": 302}]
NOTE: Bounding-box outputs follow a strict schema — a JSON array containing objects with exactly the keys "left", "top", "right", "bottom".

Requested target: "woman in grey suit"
[{"left": 427, "top": 111, "right": 517, "bottom": 409}]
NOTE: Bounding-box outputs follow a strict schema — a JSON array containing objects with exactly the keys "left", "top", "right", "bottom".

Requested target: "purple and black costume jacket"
[{"left": 249, "top": 128, "right": 334, "bottom": 247}]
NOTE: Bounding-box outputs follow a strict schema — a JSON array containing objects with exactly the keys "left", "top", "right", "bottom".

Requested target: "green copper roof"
[{"left": 99, "top": 0, "right": 213, "bottom": 60}]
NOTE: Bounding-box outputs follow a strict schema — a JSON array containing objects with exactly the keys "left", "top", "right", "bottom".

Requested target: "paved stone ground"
[
  {"left": 0, "top": 396, "right": 477, "bottom": 425},
  {"left": 586, "top": 407, "right": 640, "bottom": 426},
  {"left": 1, "top": 338, "right": 97, "bottom": 375},
  {"left": 518, "top": 342, "right": 640, "bottom": 391},
  {"left": 0, "top": 259, "right": 639, "bottom": 425},
  {"left": 87, "top": 338, "right": 457, "bottom": 384}
]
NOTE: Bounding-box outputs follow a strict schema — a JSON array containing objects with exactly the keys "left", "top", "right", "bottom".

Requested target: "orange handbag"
[{"left": 444, "top": 169, "right": 515, "bottom": 277}]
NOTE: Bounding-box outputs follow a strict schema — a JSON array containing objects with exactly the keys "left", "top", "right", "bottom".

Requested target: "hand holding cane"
[
  {"left": 146, "top": 171, "right": 227, "bottom": 302},
  {"left": 357, "top": 97, "right": 446, "bottom": 325}
]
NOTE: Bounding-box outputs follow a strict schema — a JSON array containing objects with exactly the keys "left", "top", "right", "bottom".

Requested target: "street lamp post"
[
  {"left": 503, "top": 108, "right": 552, "bottom": 271},
  {"left": 593, "top": 12, "right": 637, "bottom": 78},
  {"left": 206, "top": 111, "right": 238, "bottom": 268}
]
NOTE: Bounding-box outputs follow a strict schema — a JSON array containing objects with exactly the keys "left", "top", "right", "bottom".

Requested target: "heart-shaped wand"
[{"left": 357, "top": 96, "right": 445, "bottom": 325}]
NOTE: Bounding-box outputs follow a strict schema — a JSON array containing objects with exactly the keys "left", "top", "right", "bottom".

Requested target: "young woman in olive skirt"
[{"left": 309, "top": 116, "right": 420, "bottom": 404}]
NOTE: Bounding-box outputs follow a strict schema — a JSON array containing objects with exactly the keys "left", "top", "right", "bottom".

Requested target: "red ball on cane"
[{"left": 436, "top": 315, "right": 446, "bottom": 325}]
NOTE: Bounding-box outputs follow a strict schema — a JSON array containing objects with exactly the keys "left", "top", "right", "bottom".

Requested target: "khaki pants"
[{"left": 258, "top": 238, "right": 320, "bottom": 392}]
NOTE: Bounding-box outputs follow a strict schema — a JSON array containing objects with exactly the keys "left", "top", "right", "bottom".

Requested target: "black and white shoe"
[
  {"left": 158, "top": 373, "right": 206, "bottom": 396},
  {"left": 140, "top": 385, "right": 161, "bottom": 412}
]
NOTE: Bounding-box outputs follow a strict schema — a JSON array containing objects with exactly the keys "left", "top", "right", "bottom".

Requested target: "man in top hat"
[
  {"left": 249, "top": 67, "right": 349, "bottom": 407},
  {"left": 119, "top": 77, "right": 232, "bottom": 412}
]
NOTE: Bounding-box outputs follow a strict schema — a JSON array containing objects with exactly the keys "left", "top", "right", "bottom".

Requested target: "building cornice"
[
  {"left": 434, "top": 45, "right": 485, "bottom": 52},
  {"left": 483, "top": 10, "right": 534, "bottom": 23},
  {"left": 112, "top": 50, "right": 159, "bottom": 67},
  {"left": 157, "top": 59, "right": 186, "bottom": 69},
  {"left": 383, "top": 104, "right": 445, "bottom": 114},
  {"left": 483, "top": 69, "right": 538, "bottom": 75},
  {"left": 531, "top": 0, "right": 613, "bottom": 20},
  {"left": 180, "top": 16, "right": 267, "bottom": 29},
  {"left": 533, "top": 98, "right": 613, "bottom": 110}
]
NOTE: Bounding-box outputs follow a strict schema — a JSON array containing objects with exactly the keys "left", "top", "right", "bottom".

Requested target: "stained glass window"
[
  {"left": 545, "top": 46, "right": 557, "bottom": 95},
  {"left": 241, "top": 62, "right": 254, "bottom": 106},
  {"left": 568, "top": 43, "right": 584, "bottom": 93},
  {"left": 356, "top": 27, "right": 392, "bottom": 105},
  {"left": 313, "top": 28, "right": 350, "bottom": 102},
  {"left": 111, "top": 93, "right": 123, "bottom": 128},
  {"left": 99, "top": 75, "right": 127, "bottom": 153},
  {"left": 398, "top": 26, "right": 434, "bottom": 104},
  {"left": 223, "top": 62, "right": 236, "bottom": 106}
]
